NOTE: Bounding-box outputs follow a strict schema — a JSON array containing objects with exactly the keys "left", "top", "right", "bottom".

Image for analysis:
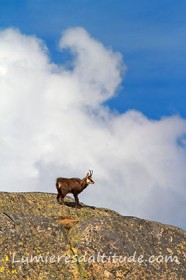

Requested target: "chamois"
[{"left": 56, "top": 170, "right": 94, "bottom": 207}]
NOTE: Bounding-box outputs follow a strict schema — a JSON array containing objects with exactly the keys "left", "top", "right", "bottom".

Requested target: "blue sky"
[{"left": 1, "top": 0, "right": 186, "bottom": 119}]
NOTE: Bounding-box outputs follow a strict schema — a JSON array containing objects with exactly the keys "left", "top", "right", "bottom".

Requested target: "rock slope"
[{"left": 0, "top": 192, "right": 185, "bottom": 279}]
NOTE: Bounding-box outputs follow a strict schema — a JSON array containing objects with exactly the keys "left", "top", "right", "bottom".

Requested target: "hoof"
[{"left": 75, "top": 204, "right": 81, "bottom": 209}]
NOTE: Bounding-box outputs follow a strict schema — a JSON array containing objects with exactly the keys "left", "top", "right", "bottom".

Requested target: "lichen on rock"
[{"left": 0, "top": 192, "right": 185, "bottom": 279}]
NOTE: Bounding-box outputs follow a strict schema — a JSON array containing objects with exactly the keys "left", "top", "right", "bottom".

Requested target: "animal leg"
[
  {"left": 74, "top": 194, "right": 81, "bottom": 208},
  {"left": 57, "top": 190, "right": 65, "bottom": 205},
  {"left": 60, "top": 196, "right": 65, "bottom": 205}
]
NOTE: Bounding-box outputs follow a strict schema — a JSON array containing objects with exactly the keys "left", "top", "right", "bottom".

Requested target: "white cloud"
[{"left": 0, "top": 27, "right": 186, "bottom": 229}]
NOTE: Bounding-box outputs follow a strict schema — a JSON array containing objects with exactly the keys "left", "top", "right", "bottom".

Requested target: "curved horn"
[{"left": 89, "top": 170, "right": 93, "bottom": 176}]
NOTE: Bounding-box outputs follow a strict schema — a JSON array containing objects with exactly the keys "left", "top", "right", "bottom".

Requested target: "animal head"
[{"left": 85, "top": 170, "right": 94, "bottom": 184}]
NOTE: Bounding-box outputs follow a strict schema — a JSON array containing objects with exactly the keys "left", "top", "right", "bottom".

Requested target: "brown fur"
[{"left": 56, "top": 170, "right": 94, "bottom": 207}]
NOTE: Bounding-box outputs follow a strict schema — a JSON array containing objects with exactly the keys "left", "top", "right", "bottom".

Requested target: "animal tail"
[{"left": 56, "top": 180, "right": 60, "bottom": 189}]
